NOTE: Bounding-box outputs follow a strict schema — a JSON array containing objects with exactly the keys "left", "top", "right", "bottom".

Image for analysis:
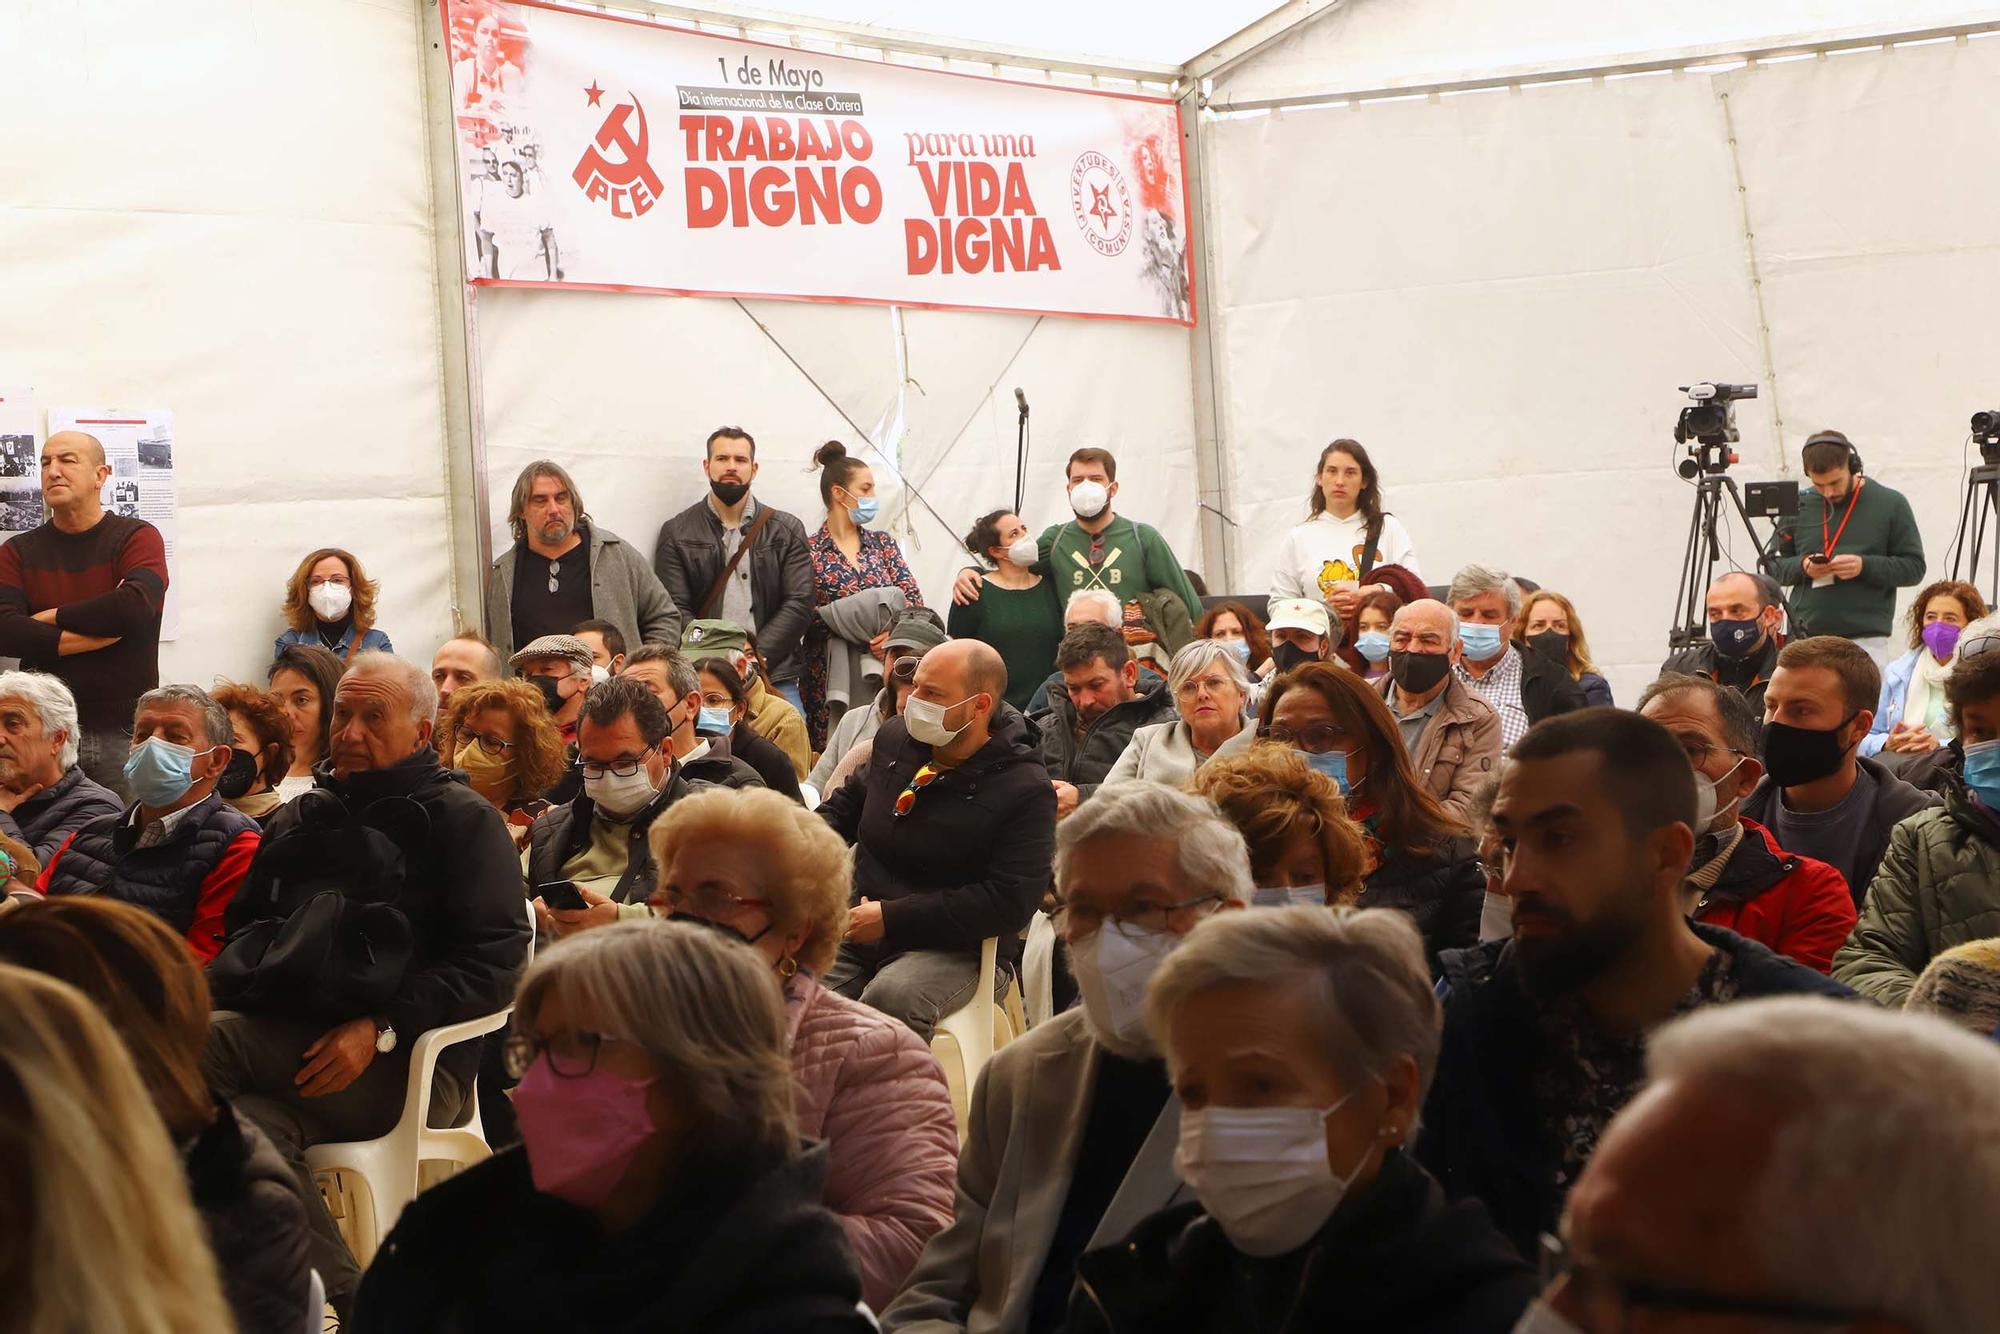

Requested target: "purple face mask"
[
  {"left": 1923, "top": 620, "right": 1963, "bottom": 662},
  {"left": 512, "top": 1054, "right": 657, "bottom": 1209}
]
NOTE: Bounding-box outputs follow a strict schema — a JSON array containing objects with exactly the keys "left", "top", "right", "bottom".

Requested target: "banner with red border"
[{"left": 444, "top": 0, "right": 1194, "bottom": 325}]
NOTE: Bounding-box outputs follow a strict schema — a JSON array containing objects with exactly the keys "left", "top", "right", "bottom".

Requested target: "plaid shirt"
[{"left": 1457, "top": 645, "right": 1530, "bottom": 749}]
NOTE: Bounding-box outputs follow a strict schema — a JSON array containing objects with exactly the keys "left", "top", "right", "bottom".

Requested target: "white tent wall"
[
  {"left": 1212, "top": 0, "right": 2000, "bottom": 103},
  {"left": 1203, "top": 32, "right": 2000, "bottom": 704},
  {"left": 473, "top": 291, "right": 1198, "bottom": 634},
  {"left": 0, "top": 0, "right": 455, "bottom": 687}
]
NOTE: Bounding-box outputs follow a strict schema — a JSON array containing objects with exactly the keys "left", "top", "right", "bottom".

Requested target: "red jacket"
[{"left": 1693, "top": 819, "right": 1856, "bottom": 974}]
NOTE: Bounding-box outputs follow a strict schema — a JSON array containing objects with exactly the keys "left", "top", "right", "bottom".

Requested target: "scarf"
[
  {"left": 1902, "top": 645, "right": 1955, "bottom": 737},
  {"left": 1681, "top": 822, "right": 1745, "bottom": 915}
]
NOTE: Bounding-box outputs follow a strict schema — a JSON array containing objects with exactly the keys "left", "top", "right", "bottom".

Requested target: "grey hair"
[
  {"left": 0, "top": 670, "right": 81, "bottom": 768},
  {"left": 345, "top": 652, "right": 439, "bottom": 726},
  {"left": 1447, "top": 563, "right": 1521, "bottom": 618},
  {"left": 1146, "top": 906, "right": 1442, "bottom": 1123},
  {"left": 1166, "top": 638, "right": 1253, "bottom": 718},
  {"left": 1056, "top": 780, "right": 1254, "bottom": 907},
  {"left": 516, "top": 920, "right": 798, "bottom": 1158},
  {"left": 134, "top": 684, "right": 232, "bottom": 748},
  {"left": 1648, "top": 997, "right": 2000, "bottom": 1333},
  {"left": 1065, "top": 589, "right": 1122, "bottom": 627},
  {"left": 626, "top": 646, "right": 700, "bottom": 704}
]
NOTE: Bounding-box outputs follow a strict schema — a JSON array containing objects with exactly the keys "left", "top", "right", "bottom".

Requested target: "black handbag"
[{"left": 209, "top": 788, "right": 422, "bottom": 1023}]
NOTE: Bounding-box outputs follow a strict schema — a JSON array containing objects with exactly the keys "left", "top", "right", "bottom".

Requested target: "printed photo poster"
[
  {"left": 442, "top": 0, "right": 1193, "bottom": 324},
  {"left": 47, "top": 408, "right": 181, "bottom": 642},
  {"left": 0, "top": 389, "right": 37, "bottom": 536}
]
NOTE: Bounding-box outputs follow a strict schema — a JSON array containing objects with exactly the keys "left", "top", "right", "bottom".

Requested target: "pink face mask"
[{"left": 512, "top": 1054, "right": 658, "bottom": 1209}]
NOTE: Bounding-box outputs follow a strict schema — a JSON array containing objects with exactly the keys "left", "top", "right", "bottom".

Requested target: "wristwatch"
[{"left": 374, "top": 1020, "right": 398, "bottom": 1055}]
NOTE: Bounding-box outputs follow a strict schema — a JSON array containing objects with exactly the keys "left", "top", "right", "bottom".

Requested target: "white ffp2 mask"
[
  {"left": 1174, "top": 1096, "right": 1367, "bottom": 1258},
  {"left": 1068, "top": 923, "right": 1178, "bottom": 1058},
  {"left": 308, "top": 583, "right": 352, "bottom": 622}
]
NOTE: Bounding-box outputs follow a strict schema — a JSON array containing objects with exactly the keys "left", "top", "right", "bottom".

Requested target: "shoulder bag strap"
[{"left": 697, "top": 506, "right": 777, "bottom": 619}]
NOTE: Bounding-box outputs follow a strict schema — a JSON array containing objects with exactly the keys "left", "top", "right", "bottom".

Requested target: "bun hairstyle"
[
  {"left": 964, "top": 509, "right": 1013, "bottom": 567},
  {"left": 812, "top": 440, "right": 868, "bottom": 509}
]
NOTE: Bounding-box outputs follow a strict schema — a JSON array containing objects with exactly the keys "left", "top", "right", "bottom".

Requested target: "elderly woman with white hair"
[
  {"left": 351, "top": 920, "right": 874, "bottom": 1333},
  {"left": 1103, "top": 639, "right": 1252, "bottom": 788},
  {"left": 644, "top": 786, "right": 958, "bottom": 1311},
  {"left": 1066, "top": 906, "right": 1538, "bottom": 1334}
]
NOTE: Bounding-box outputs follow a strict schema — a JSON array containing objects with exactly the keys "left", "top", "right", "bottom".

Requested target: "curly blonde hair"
[
  {"left": 648, "top": 787, "right": 852, "bottom": 976},
  {"left": 281, "top": 547, "right": 380, "bottom": 647},
  {"left": 1187, "top": 746, "right": 1370, "bottom": 903},
  {"left": 435, "top": 678, "right": 568, "bottom": 802}
]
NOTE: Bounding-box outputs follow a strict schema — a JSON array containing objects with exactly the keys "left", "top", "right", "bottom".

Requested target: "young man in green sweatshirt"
[
  {"left": 950, "top": 447, "right": 1204, "bottom": 631},
  {"left": 1769, "top": 430, "right": 1926, "bottom": 665}
]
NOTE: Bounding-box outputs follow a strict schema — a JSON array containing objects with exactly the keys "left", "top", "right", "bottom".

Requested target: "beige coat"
[
  {"left": 1376, "top": 673, "right": 1502, "bottom": 822},
  {"left": 880, "top": 1008, "right": 1192, "bottom": 1334}
]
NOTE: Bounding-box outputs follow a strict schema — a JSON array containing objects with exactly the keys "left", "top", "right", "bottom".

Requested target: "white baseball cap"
[{"left": 1264, "top": 598, "right": 1330, "bottom": 638}]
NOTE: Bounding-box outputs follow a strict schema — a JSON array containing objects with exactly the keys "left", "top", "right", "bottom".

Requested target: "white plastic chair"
[
  {"left": 1020, "top": 910, "right": 1058, "bottom": 1029},
  {"left": 929, "top": 937, "right": 1022, "bottom": 1136},
  {"left": 307, "top": 1006, "right": 511, "bottom": 1266},
  {"left": 305, "top": 1268, "right": 324, "bottom": 1334}
]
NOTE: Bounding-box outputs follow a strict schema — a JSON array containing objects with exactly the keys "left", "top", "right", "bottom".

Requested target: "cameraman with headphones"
[{"left": 1770, "top": 429, "right": 1926, "bottom": 665}]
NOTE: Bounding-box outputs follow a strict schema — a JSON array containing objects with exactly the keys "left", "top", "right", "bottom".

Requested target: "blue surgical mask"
[
  {"left": 1221, "top": 638, "right": 1251, "bottom": 664},
  {"left": 1298, "top": 747, "right": 1354, "bottom": 795},
  {"left": 125, "top": 736, "right": 218, "bottom": 808},
  {"left": 696, "top": 706, "right": 733, "bottom": 736},
  {"left": 1354, "top": 630, "right": 1391, "bottom": 664},
  {"left": 1964, "top": 738, "right": 2000, "bottom": 808},
  {"left": 1251, "top": 884, "right": 1327, "bottom": 909},
  {"left": 1458, "top": 622, "right": 1504, "bottom": 660},
  {"left": 849, "top": 496, "right": 881, "bottom": 526}
]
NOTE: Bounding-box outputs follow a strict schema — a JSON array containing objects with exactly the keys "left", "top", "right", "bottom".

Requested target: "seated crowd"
[{"left": 12, "top": 423, "right": 2000, "bottom": 1334}]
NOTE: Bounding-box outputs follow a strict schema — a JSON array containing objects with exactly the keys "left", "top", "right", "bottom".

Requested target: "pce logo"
[{"left": 573, "top": 86, "right": 664, "bottom": 219}]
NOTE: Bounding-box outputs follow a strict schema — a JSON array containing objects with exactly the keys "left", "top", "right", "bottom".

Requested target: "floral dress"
[{"left": 803, "top": 525, "right": 927, "bottom": 751}]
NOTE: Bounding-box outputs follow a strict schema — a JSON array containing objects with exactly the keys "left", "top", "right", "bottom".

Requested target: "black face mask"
[
  {"left": 527, "top": 674, "right": 566, "bottom": 715},
  {"left": 1389, "top": 649, "right": 1452, "bottom": 695},
  {"left": 709, "top": 478, "right": 750, "bottom": 506},
  {"left": 1270, "top": 641, "right": 1319, "bottom": 674},
  {"left": 1759, "top": 714, "right": 1859, "bottom": 788},
  {"left": 1526, "top": 630, "right": 1570, "bottom": 666},
  {"left": 215, "top": 749, "right": 260, "bottom": 800}
]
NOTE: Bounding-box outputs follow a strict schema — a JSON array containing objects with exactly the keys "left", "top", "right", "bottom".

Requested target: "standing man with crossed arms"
[
  {"left": 0, "top": 431, "right": 168, "bottom": 800},
  {"left": 653, "top": 426, "right": 815, "bottom": 716}
]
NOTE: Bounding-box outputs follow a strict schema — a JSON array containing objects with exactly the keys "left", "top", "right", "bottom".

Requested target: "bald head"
[
  {"left": 1393, "top": 598, "right": 1457, "bottom": 639},
  {"left": 43, "top": 431, "right": 104, "bottom": 468},
  {"left": 909, "top": 638, "right": 1005, "bottom": 755},
  {"left": 926, "top": 637, "right": 1007, "bottom": 702}
]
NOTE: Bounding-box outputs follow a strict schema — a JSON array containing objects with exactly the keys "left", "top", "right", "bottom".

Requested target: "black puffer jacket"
[
  {"left": 0, "top": 764, "right": 122, "bottom": 866},
  {"left": 187, "top": 1098, "right": 314, "bottom": 1334},
  {"left": 351, "top": 1142, "right": 872, "bottom": 1334},
  {"left": 1068, "top": 1149, "right": 1536, "bottom": 1334},
  {"left": 229, "top": 750, "right": 530, "bottom": 1083},
  {"left": 1031, "top": 678, "right": 1175, "bottom": 797},
  {"left": 1359, "top": 834, "right": 1484, "bottom": 967},
  {"left": 819, "top": 710, "right": 1056, "bottom": 964}
]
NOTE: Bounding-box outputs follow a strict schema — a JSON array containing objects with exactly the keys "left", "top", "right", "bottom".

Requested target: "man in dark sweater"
[
  {"left": 1769, "top": 430, "right": 1926, "bottom": 663},
  {"left": 0, "top": 431, "right": 168, "bottom": 800}
]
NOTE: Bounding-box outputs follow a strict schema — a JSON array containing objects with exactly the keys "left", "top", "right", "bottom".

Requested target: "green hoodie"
[
  {"left": 1770, "top": 476, "right": 1925, "bottom": 639},
  {"left": 1036, "top": 514, "right": 1202, "bottom": 622}
]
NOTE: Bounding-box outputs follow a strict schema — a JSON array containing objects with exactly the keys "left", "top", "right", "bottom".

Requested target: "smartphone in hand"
[{"left": 537, "top": 879, "right": 588, "bottom": 911}]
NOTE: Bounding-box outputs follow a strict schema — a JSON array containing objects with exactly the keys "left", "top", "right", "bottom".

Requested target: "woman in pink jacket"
[{"left": 647, "top": 786, "right": 960, "bottom": 1310}]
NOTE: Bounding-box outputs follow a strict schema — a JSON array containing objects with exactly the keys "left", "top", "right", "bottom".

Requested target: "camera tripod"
[
  {"left": 1668, "top": 472, "right": 1790, "bottom": 651},
  {"left": 1948, "top": 463, "right": 2000, "bottom": 605}
]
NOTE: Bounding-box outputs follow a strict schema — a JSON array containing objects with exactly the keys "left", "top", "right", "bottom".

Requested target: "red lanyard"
[{"left": 1822, "top": 476, "right": 1864, "bottom": 556}]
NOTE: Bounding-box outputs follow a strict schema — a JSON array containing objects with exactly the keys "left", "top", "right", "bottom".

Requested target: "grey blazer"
[{"left": 881, "top": 1008, "right": 1191, "bottom": 1334}]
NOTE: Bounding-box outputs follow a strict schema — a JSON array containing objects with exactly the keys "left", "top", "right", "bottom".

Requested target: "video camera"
[
  {"left": 1676, "top": 381, "right": 1759, "bottom": 477},
  {"left": 1973, "top": 409, "right": 2000, "bottom": 463}
]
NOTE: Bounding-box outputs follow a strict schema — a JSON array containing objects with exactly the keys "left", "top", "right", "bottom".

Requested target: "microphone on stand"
[
  {"left": 1015, "top": 387, "right": 1029, "bottom": 418},
  {"left": 1013, "top": 388, "right": 1031, "bottom": 512}
]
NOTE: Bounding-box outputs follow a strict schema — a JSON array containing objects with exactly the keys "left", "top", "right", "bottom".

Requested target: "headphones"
[{"left": 1803, "top": 429, "right": 1863, "bottom": 475}]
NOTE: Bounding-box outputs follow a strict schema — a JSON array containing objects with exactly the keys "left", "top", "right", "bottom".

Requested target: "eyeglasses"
[
  {"left": 579, "top": 748, "right": 654, "bottom": 779},
  {"left": 1535, "top": 1233, "right": 1870, "bottom": 1330},
  {"left": 1052, "top": 892, "right": 1221, "bottom": 940},
  {"left": 467, "top": 732, "right": 516, "bottom": 757},
  {"left": 1174, "top": 673, "right": 1237, "bottom": 700},
  {"left": 649, "top": 883, "right": 770, "bottom": 920},
  {"left": 548, "top": 558, "right": 562, "bottom": 595},
  {"left": 894, "top": 762, "right": 940, "bottom": 817},
  {"left": 501, "top": 1030, "right": 633, "bottom": 1080},
  {"left": 1259, "top": 722, "right": 1351, "bottom": 754},
  {"left": 1677, "top": 739, "right": 1744, "bottom": 767}
]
